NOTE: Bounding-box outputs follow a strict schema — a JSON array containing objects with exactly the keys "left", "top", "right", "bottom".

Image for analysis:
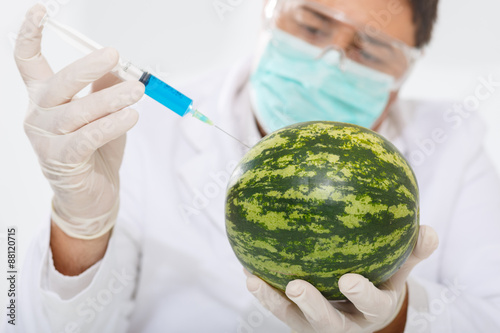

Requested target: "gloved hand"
[
  {"left": 245, "top": 225, "right": 439, "bottom": 333},
  {"left": 14, "top": 4, "right": 145, "bottom": 239}
]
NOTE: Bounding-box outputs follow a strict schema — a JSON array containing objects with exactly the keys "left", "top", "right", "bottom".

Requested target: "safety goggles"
[{"left": 263, "top": 0, "right": 422, "bottom": 86}]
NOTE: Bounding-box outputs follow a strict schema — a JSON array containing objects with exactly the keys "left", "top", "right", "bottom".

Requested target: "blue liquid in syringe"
[{"left": 140, "top": 73, "right": 194, "bottom": 117}]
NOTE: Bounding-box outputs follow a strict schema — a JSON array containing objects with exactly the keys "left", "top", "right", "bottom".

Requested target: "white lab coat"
[{"left": 7, "top": 58, "right": 500, "bottom": 333}]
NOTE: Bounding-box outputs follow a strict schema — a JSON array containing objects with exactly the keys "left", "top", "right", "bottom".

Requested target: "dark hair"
[{"left": 409, "top": 0, "right": 439, "bottom": 48}]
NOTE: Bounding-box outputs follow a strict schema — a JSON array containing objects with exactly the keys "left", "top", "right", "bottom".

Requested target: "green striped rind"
[{"left": 225, "top": 121, "right": 419, "bottom": 300}]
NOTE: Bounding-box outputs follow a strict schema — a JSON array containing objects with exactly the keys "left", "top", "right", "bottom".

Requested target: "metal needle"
[
  {"left": 190, "top": 109, "right": 251, "bottom": 149},
  {"left": 213, "top": 125, "right": 251, "bottom": 149}
]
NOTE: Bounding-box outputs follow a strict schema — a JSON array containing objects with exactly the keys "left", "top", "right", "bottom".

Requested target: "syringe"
[{"left": 40, "top": 16, "right": 249, "bottom": 148}]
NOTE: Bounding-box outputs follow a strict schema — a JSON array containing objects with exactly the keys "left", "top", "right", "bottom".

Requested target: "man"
[{"left": 10, "top": 0, "right": 500, "bottom": 332}]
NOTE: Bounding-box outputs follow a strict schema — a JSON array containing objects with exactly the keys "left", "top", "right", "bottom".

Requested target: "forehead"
[{"left": 300, "top": 0, "right": 416, "bottom": 46}]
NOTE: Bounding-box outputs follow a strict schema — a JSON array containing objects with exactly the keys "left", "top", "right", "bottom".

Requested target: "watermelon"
[{"left": 225, "top": 121, "right": 419, "bottom": 300}]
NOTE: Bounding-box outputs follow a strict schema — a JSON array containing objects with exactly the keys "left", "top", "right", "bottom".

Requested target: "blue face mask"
[{"left": 249, "top": 29, "right": 395, "bottom": 134}]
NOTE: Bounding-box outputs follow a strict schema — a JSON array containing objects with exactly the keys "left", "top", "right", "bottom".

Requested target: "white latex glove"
[
  {"left": 14, "top": 4, "right": 145, "bottom": 239},
  {"left": 245, "top": 225, "right": 439, "bottom": 333}
]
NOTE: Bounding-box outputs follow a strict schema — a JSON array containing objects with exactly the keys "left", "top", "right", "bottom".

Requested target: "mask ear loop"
[{"left": 316, "top": 45, "right": 347, "bottom": 72}]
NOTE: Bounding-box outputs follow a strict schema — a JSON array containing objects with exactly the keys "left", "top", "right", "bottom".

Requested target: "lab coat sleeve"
[
  {"left": 9, "top": 216, "right": 141, "bottom": 333},
  {"left": 405, "top": 149, "right": 500, "bottom": 333}
]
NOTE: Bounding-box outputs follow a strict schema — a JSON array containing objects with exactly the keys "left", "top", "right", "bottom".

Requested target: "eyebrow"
[
  {"left": 301, "top": 6, "right": 333, "bottom": 23},
  {"left": 359, "top": 32, "right": 394, "bottom": 52}
]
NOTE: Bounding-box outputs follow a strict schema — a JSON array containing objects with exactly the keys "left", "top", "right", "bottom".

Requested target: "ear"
[
  {"left": 262, "top": 0, "right": 278, "bottom": 23},
  {"left": 262, "top": 0, "right": 270, "bottom": 18}
]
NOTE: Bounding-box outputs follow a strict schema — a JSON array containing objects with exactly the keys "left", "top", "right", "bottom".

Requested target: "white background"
[{"left": 0, "top": 0, "right": 499, "bottom": 322}]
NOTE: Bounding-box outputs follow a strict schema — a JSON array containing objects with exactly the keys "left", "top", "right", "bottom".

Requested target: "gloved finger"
[
  {"left": 14, "top": 4, "right": 54, "bottom": 83},
  {"left": 92, "top": 72, "right": 123, "bottom": 93},
  {"left": 37, "top": 47, "right": 119, "bottom": 108},
  {"left": 69, "top": 107, "right": 139, "bottom": 160},
  {"left": 339, "top": 274, "right": 395, "bottom": 324},
  {"left": 98, "top": 135, "right": 127, "bottom": 167},
  {"left": 286, "top": 279, "right": 356, "bottom": 333},
  {"left": 53, "top": 80, "right": 144, "bottom": 134},
  {"left": 245, "top": 272, "right": 313, "bottom": 333},
  {"left": 388, "top": 225, "right": 439, "bottom": 288}
]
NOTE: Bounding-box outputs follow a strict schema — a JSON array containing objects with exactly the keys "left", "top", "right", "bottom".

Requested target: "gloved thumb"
[{"left": 339, "top": 274, "right": 395, "bottom": 322}]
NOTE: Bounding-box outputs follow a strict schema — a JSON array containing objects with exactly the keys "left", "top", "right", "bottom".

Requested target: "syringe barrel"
[
  {"left": 140, "top": 73, "right": 193, "bottom": 116},
  {"left": 112, "top": 59, "right": 144, "bottom": 81}
]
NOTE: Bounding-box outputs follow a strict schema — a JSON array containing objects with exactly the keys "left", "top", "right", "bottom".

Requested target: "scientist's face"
[{"left": 253, "top": 0, "right": 417, "bottom": 135}]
